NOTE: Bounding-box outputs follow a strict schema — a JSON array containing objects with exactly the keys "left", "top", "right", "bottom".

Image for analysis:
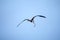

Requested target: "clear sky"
[{"left": 0, "top": 0, "right": 60, "bottom": 40}]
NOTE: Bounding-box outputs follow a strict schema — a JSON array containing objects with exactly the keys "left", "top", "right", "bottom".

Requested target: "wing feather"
[
  {"left": 17, "top": 19, "right": 29, "bottom": 27},
  {"left": 31, "top": 15, "right": 46, "bottom": 21}
]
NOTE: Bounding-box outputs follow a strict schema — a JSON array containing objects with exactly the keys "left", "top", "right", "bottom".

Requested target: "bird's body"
[{"left": 17, "top": 15, "right": 46, "bottom": 27}]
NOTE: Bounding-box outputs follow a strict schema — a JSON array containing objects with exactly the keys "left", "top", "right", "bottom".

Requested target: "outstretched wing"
[
  {"left": 36, "top": 15, "right": 46, "bottom": 18},
  {"left": 31, "top": 15, "right": 46, "bottom": 21},
  {"left": 17, "top": 19, "right": 29, "bottom": 27}
]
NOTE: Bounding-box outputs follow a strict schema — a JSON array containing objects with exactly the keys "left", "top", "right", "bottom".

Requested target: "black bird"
[{"left": 17, "top": 15, "right": 46, "bottom": 27}]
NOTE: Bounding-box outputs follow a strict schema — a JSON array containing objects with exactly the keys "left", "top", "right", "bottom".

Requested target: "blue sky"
[{"left": 0, "top": 0, "right": 60, "bottom": 40}]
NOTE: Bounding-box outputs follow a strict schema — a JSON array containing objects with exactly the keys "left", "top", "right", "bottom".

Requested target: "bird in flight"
[{"left": 17, "top": 15, "right": 46, "bottom": 27}]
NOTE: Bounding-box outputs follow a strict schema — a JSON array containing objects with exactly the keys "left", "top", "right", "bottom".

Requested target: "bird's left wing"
[{"left": 17, "top": 19, "right": 28, "bottom": 27}]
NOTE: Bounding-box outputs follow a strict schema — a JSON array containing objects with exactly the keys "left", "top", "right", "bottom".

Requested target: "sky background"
[{"left": 0, "top": 0, "right": 60, "bottom": 40}]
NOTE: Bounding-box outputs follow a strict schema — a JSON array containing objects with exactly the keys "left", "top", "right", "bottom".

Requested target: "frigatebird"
[{"left": 17, "top": 15, "right": 46, "bottom": 27}]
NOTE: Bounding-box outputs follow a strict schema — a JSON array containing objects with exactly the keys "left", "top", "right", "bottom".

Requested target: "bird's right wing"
[
  {"left": 31, "top": 15, "right": 46, "bottom": 21},
  {"left": 17, "top": 19, "right": 28, "bottom": 27},
  {"left": 36, "top": 15, "right": 46, "bottom": 18}
]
